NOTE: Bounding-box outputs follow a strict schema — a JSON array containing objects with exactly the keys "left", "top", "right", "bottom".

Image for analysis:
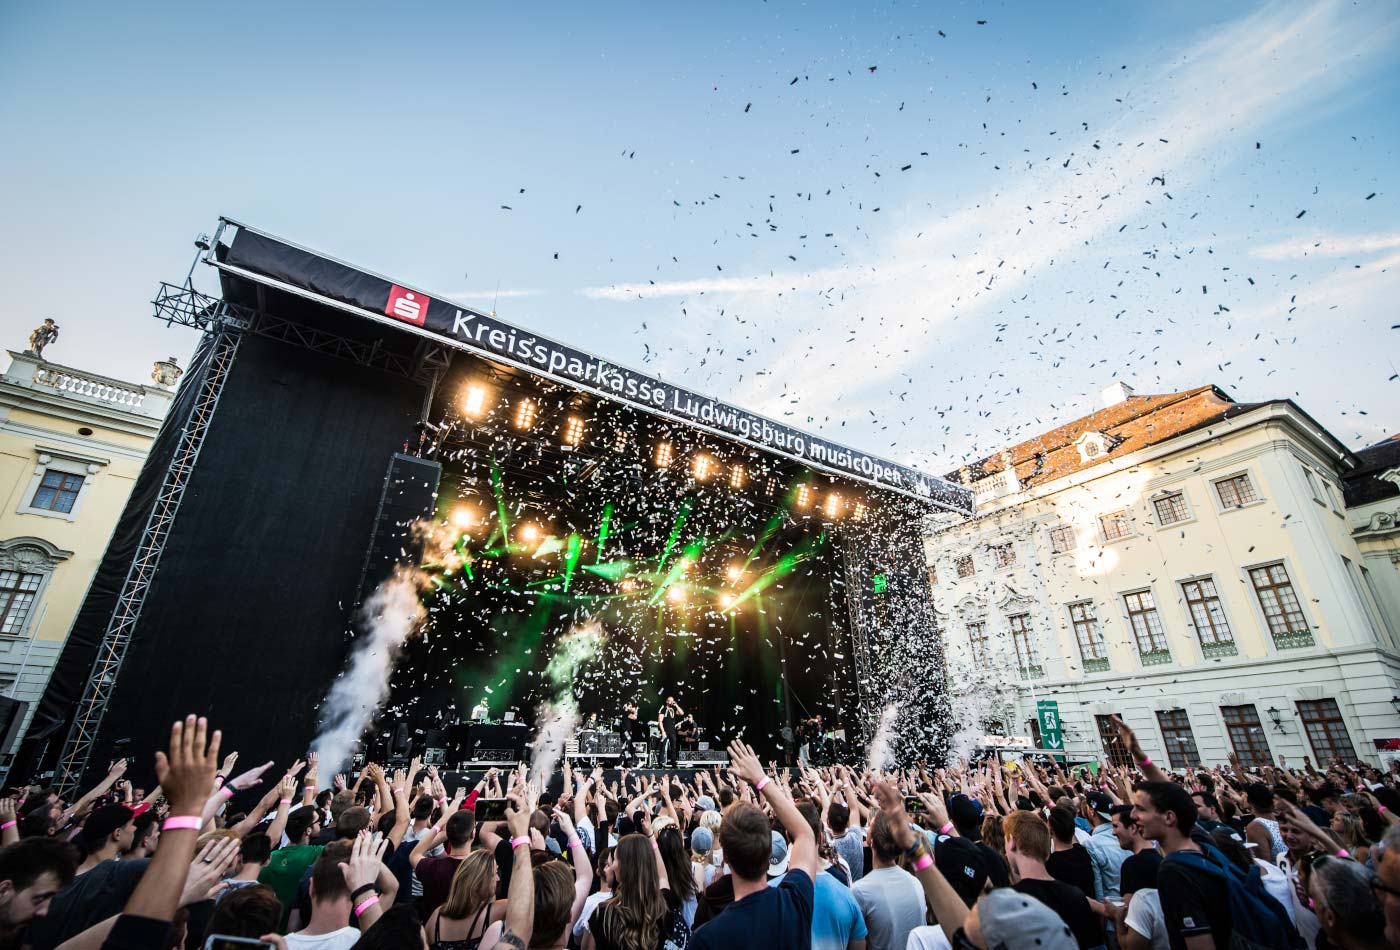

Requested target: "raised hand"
[
  {"left": 218, "top": 752, "right": 239, "bottom": 778},
  {"left": 871, "top": 780, "right": 916, "bottom": 850},
  {"left": 156, "top": 715, "right": 222, "bottom": 816},
  {"left": 227, "top": 760, "right": 275, "bottom": 792},
  {"left": 339, "top": 829, "right": 390, "bottom": 891},
  {"left": 180, "top": 835, "right": 240, "bottom": 905},
  {"left": 726, "top": 739, "right": 767, "bottom": 787}
]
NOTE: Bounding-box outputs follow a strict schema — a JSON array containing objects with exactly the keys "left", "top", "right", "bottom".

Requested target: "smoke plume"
[
  {"left": 866, "top": 703, "right": 900, "bottom": 773},
  {"left": 311, "top": 567, "right": 426, "bottom": 772},
  {"left": 530, "top": 620, "right": 604, "bottom": 783}
]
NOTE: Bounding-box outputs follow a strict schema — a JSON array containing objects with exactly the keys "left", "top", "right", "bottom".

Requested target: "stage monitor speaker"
[
  {"left": 356, "top": 453, "right": 442, "bottom": 604},
  {"left": 0, "top": 697, "right": 28, "bottom": 756},
  {"left": 678, "top": 749, "right": 728, "bottom": 765}
]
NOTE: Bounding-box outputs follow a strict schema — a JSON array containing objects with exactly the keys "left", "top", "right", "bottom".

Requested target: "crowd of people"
[{"left": 2, "top": 713, "right": 1400, "bottom": 950}]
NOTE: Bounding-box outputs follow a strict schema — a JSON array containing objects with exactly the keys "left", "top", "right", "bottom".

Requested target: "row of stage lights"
[{"left": 460, "top": 382, "right": 869, "bottom": 522}]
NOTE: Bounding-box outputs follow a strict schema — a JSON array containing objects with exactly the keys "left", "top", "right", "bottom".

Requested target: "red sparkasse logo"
[{"left": 385, "top": 285, "right": 428, "bottom": 326}]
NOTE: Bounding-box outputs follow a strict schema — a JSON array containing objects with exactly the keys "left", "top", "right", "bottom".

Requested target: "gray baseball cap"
[{"left": 976, "top": 889, "right": 1078, "bottom": 950}]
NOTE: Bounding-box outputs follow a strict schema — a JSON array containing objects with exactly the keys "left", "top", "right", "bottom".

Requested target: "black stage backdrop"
[{"left": 20, "top": 332, "right": 423, "bottom": 785}]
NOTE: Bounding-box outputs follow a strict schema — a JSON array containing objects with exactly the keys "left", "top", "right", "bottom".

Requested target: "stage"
[{"left": 21, "top": 218, "right": 971, "bottom": 792}]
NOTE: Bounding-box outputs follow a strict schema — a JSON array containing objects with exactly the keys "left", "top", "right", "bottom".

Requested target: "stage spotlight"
[
  {"left": 725, "top": 564, "right": 743, "bottom": 584},
  {"left": 462, "top": 384, "right": 488, "bottom": 418},
  {"left": 562, "top": 415, "right": 585, "bottom": 446},
  {"left": 717, "top": 593, "right": 735, "bottom": 611},
  {"left": 655, "top": 441, "right": 673, "bottom": 468},
  {"left": 853, "top": 502, "right": 869, "bottom": 521},
  {"left": 692, "top": 453, "right": 714, "bottom": 481},
  {"left": 514, "top": 398, "right": 537, "bottom": 430},
  {"left": 765, "top": 476, "right": 778, "bottom": 497},
  {"left": 824, "top": 492, "right": 842, "bottom": 519},
  {"left": 518, "top": 523, "right": 540, "bottom": 544},
  {"left": 665, "top": 584, "right": 687, "bottom": 605},
  {"left": 450, "top": 504, "right": 479, "bottom": 530},
  {"left": 613, "top": 431, "right": 630, "bottom": 453},
  {"left": 795, "top": 484, "right": 812, "bottom": 509},
  {"left": 729, "top": 464, "right": 746, "bottom": 490}
]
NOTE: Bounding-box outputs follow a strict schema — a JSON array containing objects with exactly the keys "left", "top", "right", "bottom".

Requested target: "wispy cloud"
[
  {"left": 448, "top": 288, "right": 543, "bottom": 302},
  {"left": 1251, "top": 230, "right": 1400, "bottom": 260}
]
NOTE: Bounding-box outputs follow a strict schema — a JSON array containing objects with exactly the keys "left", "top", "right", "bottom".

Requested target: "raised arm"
[
  {"left": 554, "top": 807, "right": 593, "bottom": 928},
  {"left": 263, "top": 776, "right": 298, "bottom": 847},
  {"left": 61, "top": 759, "right": 127, "bottom": 825},
  {"left": 121, "top": 715, "right": 221, "bottom": 922},
  {"left": 1113, "top": 717, "right": 1167, "bottom": 784},
  {"left": 482, "top": 794, "right": 535, "bottom": 950},
  {"left": 728, "top": 739, "right": 818, "bottom": 881}
]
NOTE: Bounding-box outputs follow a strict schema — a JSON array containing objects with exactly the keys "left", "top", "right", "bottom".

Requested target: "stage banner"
[{"left": 219, "top": 224, "right": 972, "bottom": 512}]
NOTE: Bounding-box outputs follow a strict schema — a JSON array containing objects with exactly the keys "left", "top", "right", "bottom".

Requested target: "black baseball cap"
[{"left": 934, "top": 835, "right": 989, "bottom": 906}]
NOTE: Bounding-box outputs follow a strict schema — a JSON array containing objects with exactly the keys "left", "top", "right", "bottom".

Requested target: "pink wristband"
[
  {"left": 568, "top": 836, "right": 582, "bottom": 848},
  {"left": 1336, "top": 848, "right": 1351, "bottom": 858},
  {"left": 353, "top": 894, "right": 380, "bottom": 917},
  {"left": 652, "top": 840, "right": 661, "bottom": 852},
  {"left": 939, "top": 822, "right": 955, "bottom": 835},
  {"left": 1382, "top": 806, "right": 1389, "bottom": 813},
  {"left": 305, "top": 784, "right": 316, "bottom": 791},
  {"left": 756, "top": 777, "right": 771, "bottom": 793},
  {"left": 279, "top": 798, "right": 293, "bottom": 805},
  {"left": 0, "top": 820, "right": 16, "bottom": 830},
  {"left": 510, "top": 835, "right": 530, "bottom": 849},
  {"left": 163, "top": 816, "right": 201, "bottom": 831},
  {"left": 914, "top": 853, "right": 934, "bottom": 871},
  {"left": 220, "top": 786, "right": 234, "bottom": 799},
  {"left": 1138, "top": 757, "right": 1152, "bottom": 768}
]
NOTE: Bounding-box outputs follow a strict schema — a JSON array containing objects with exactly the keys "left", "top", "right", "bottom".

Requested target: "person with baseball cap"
[{"left": 1080, "top": 791, "right": 1127, "bottom": 900}]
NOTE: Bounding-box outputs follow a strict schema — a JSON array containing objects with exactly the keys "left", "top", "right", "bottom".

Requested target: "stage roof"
[{"left": 206, "top": 217, "right": 972, "bottom": 513}]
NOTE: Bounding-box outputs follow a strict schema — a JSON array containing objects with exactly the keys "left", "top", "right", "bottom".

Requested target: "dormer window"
[{"left": 1075, "top": 430, "right": 1111, "bottom": 463}]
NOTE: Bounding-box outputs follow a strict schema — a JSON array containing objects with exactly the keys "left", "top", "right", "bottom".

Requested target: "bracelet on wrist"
[
  {"left": 1138, "top": 757, "right": 1153, "bottom": 768},
  {"left": 279, "top": 798, "right": 293, "bottom": 805},
  {"left": 351, "top": 883, "right": 376, "bottom": 901},
  {"left": 755, "top": 776, "right": 771, "bottom": 793},
  {"left": 163, "top": 815, "right": 201, "bottom": 831},
  {"left": 510, "top": 835, "right": 530, "bottom": 850},
  {"left": 353, "top": 894, "right": 380, "bottom": 917},
  {"left": 0, "top": 820, "right": 16, "bottom": 831}
]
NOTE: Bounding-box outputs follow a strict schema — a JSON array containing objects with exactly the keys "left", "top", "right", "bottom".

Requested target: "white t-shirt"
[
  {"left": 1123, "top": 889, "right": 1171, "bottom": 950},
  {"left": 573, "top": 888, "right": 613, "bottom": 939},
  {"left": 284, "top": 927, "right": 361, "bottom": 950},
  {"left": 907, "top": 925, "right": 952, "bottom": 950},
  {"left": 851, "top": 866, "right": 926, "bottom": 950}
]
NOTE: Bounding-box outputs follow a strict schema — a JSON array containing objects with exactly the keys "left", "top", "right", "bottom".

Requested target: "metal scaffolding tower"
[{"left": 52, "top": 292, "right": 245, "bottom": 795}]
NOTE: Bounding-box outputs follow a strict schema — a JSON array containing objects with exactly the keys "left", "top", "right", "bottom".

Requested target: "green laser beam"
[
  {"left": 596, "top": 503, "right": 613, "bottom": 559},
  {"left": 657, "top": 499, "right": 692, "bottom": 571},
  {"left": 562, "top": 533, "right": 582, "bottom": 591}
]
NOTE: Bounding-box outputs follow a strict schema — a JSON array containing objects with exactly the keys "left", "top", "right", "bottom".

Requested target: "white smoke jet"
[
  {"left": 866, "top": 703, "right": 901, "bottom": 773},
  {"left": 530, "top": 620, "right": 604, "bottom": 784},
  {"left": 312, "top": 567, "right": 426, "bottom": 772},
  {"left": 530, "top": 699, "right": 579, "bottom": 786}
]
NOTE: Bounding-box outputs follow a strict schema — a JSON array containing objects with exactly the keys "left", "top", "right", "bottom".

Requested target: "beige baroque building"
[
  {"left": 0, "top": 349, "right": 171, "bottom": 762},
  {"left": 926, "top": 382, "right": 1400, "bottom": 767}
]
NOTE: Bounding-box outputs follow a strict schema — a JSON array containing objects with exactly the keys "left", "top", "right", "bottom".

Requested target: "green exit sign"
[{"left": 872, "top": 573, "right": 888, "bottom": 594}]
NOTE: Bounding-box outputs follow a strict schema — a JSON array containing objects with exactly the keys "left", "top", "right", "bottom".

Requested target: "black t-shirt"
[
  {"left": 1046, "top": 844, "right": 1096, "bottom": 900},
  {"left": 29, "top": 859, "right": 150, "bottom": 950},
  {"left": 591, "top": 888, "right": 683, "bottom": 950},
  {"left": 1119, "top": 849, "right": 1163, "bottom": 896},
  {"left": 1012, "top": 878, "right": 1102, "bottom": 950},
  {"left": 1157, "top": 855, "right": 1231, "bottom": 950},
  {"left": 662, "top": 710, "right": 678, "bottom": 739},
  {"left": 692, "top": 868, "right": 814, "bottom": 949}
]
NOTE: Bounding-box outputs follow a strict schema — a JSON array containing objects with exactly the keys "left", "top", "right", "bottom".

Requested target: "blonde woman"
[
  {"left": 699, "top": 810, "right": 723, "bottom": 870},
  {"left": 690, "top": 826, "right": 719, "bottom": 892},
  {"left": 426, "top": 850, "right": 502, "bottom": 950},
  {"left": 1330, "top": 810, "right": 1373, "bottom": 866}
]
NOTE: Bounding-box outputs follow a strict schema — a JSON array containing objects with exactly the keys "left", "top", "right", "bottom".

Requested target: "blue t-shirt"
[
  {"left": 693, "top": 868, "right": 815, "bottom": 950},
  {"left": 767, "top": 869, "right": 866, "bottom": 950}
]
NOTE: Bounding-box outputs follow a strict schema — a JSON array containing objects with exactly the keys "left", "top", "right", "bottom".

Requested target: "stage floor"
[{"left": 443, "top": 767, "right": 727, "bottom": 797}]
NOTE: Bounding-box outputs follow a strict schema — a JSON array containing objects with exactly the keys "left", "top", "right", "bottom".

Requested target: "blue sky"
[{"left": 1, "top": 0, "right": 1396, "bottom": 473}]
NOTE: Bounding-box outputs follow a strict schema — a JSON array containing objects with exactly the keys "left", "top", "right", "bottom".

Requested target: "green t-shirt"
[{"left": 259, "top": 844, "right": 323, "bottom": 926}]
